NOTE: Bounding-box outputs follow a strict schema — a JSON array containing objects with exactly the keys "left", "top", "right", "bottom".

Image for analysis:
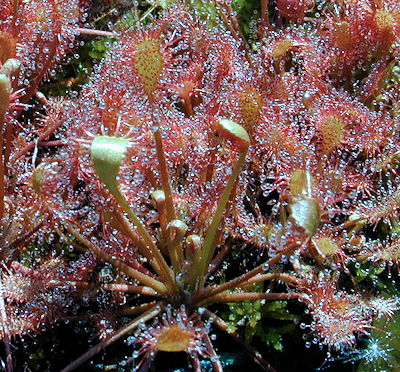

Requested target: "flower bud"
[
  {"left": 151, "top": 190, "right": 166, "bottom": 209},
  {"left": 166, "top": 219, "right": 188, "bottom": 245},
  {"left": 185, "top": 234, "right": 202, "bottom": 261}
]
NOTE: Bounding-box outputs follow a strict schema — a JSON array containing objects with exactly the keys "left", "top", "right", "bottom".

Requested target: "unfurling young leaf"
[{"left": 91, "top": 135, "right": 130, "bottom": 197}]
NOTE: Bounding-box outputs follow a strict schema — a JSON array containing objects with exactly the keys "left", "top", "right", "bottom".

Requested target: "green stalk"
[
  {"left": 121, "top": 301, "right": 159, "bottom": 316},
  {"left": 195, "top": 240, "right": 306, "bottom": 303},
  {"left": 111, "top": 209, "right": 162, "bottom": 274},
  {"left": 199, "top": 292, "right": 300, "bottom": 306},
  {"left": 90, "top": 136, "right": 178, "bottom": 293},
  {"left": 66, "top": 225, "right": 167, "bottom": 295},
  {"left": 193, "top": 149, "right": 248, "bottom": 287},
  {"left": 111, "top": 189, "right": 176, "bottom": 289},
  {"left": 153, "top": 129, "right": 185, "bottom": 272},
  {"left": 188, "top": 119, "right": 250, "bottom": 290},
  {"left": 153, "top": 129, "right": 176, "bottom": 222},
  {"left": 102, "top": 283, "right": 157, "bottom": 296},
  {"left": 238, "top": 273, "right": 300, "bottom": 287}
]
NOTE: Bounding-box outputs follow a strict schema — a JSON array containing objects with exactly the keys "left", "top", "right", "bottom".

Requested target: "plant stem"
[
  {"left": 11, "top": 0, "right": 19, "bottom": 30},
  {"left": 102, "top": 283, "right": 157, "bottom": 296},
  {"left": 202, "top": 331, "right": 223, "bottom": 372},
  {"left": 60, "top": 305, "right": 162, "bottom": 372},
  {"left": 200, "top": 291, "right": 301, "bottom": 306},
  {"left": 261, "top": 0, "right": 270, "bottom": 29},
  {"left": 121, "top": 301, "right": 161, "bottom": 316},
  {"left": 207, "top": 229, "right": 229, "bottom": 275},
  {"left": 153, "top": 128, "right": 184, "bottom": 271},
  {"left": 166, "top": 237, "right": 183, "bottom": 274},
  {"left": 90, "top": 136, "right": 177, "bottom": 292},
  {"left": 77, "top": 27, "right": 115, "bottom": 37},
  {"left": 153, "top": 129, "right": 176, "bottom": 222},
  {"left": 3, "top": 116, "right": 13, "bottom": 175},
  {"left": 108, "top": 186, "right": 178, "bottom": 292},
  {"left": 196, "top": 241, "right": 303, "bottom": 303},
  {"left": 205, "top": 144, "right": 217, "bottom": 183},
  {"left": 150, "top": 190, "right": 169, "bottom": 255},
  {"left": 333, "top": 217, "right": 363, "bottom": 232},
  {"left": 193, "top": 150, "right": 248, "bottom": 287},
  {"left": 0, "top": 75, "right": 11, "bottom": 221},
  {"left": 0, "top": 136, "right": 5, "bottom": 221},
  {"left": 216, "top": 2, "right": 253, "bottom": 68},
  {"left": 238, "top": 273, "right": 301, "bottom": 287},
  {"left": 44, "top": 280, "right": 158, "bottom": 297},
  {"left": 189, "top": 355, "right": 201, "bottom": 372},
  {"left": 112, "top": 210, "right": 162, "bottom": 276},
  {"left": 66, "top": 225, "right": 168, "bottom": 295},
  {"left": 57, "top": 222, "right": 159, "bottom": 277}
]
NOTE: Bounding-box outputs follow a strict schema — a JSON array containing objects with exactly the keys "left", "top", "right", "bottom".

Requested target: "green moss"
[{"left": 221, "top": 283, "right": 298, "bottom": 350}]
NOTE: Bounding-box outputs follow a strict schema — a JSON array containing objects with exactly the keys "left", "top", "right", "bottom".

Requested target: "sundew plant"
[{"left": 0, "top": 0, "right": 400, "bottom": 371}]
